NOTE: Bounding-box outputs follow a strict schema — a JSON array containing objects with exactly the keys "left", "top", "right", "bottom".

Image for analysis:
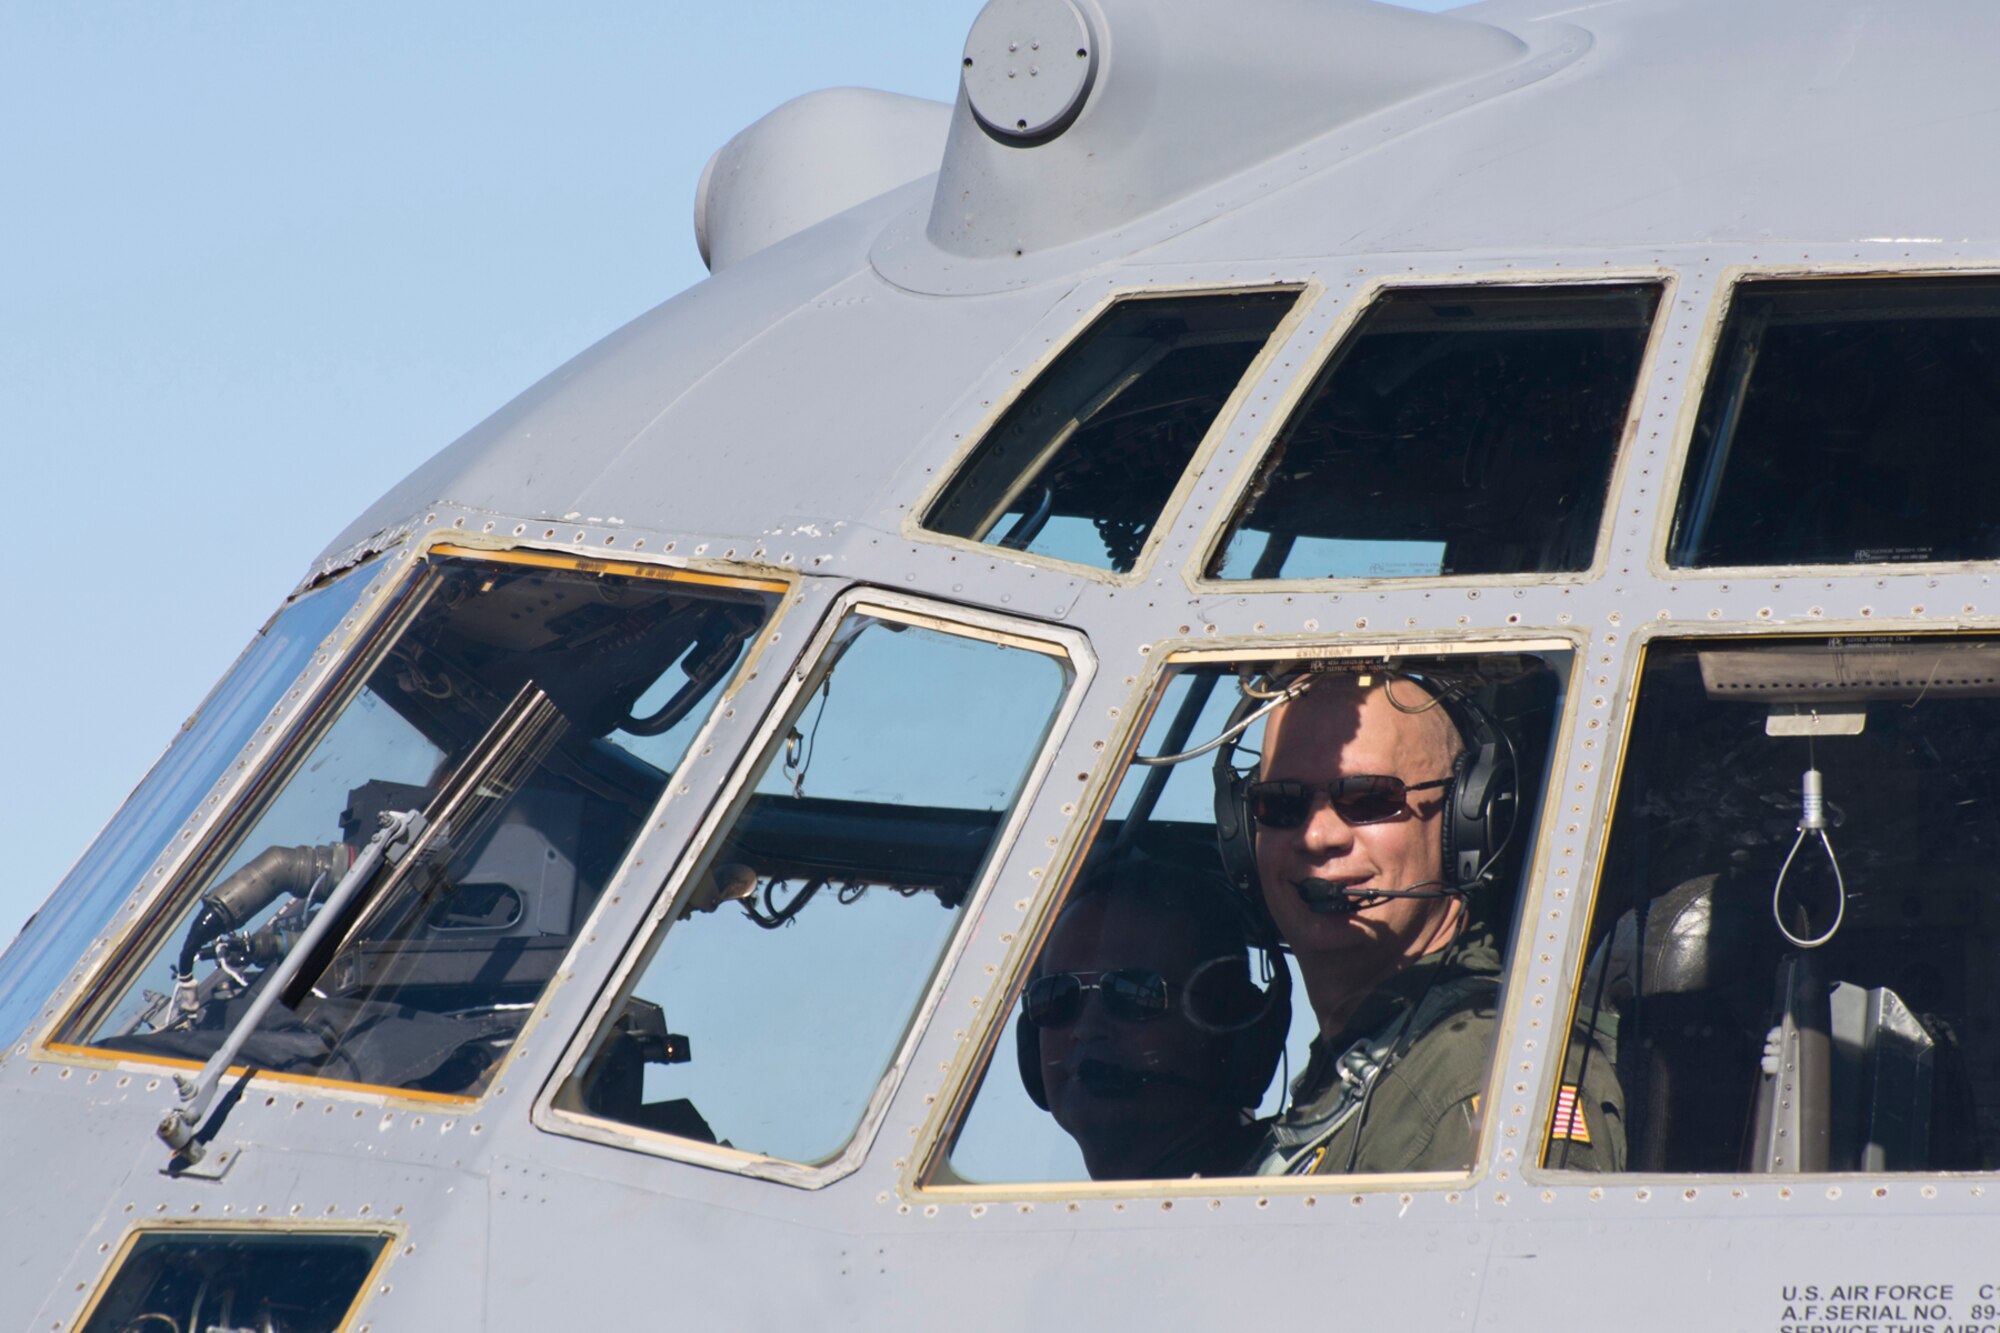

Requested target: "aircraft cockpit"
[
  {"left": 30, "top": 266, "right": 2000, "bottom": 1199},
  {"left": 32, "top": 0, "right": 2000, "bottom": 1323}
]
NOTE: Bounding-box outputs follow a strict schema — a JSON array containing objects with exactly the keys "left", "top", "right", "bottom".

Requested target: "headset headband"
[{"left": 1210, "top": 666, "right": 1519, "bottom": 916}]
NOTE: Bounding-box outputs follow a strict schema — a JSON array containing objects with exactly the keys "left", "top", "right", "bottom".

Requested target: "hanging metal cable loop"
[{"left": 1772, "top": 766, "right": 1845, "bottom": 949}]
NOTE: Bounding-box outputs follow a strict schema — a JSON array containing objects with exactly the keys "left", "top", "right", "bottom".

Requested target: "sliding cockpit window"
[
  {"left": 1555, "top": 635, "right": 2000, "bottom": 1173},
  {"left": 552, "top": 603, "right": 1072, "bottom": 1173},
  {"left": 921, "top": 289, "right": 1300, "bottom": 573},
  {"left": 936, "top": 647, "right": 1600, "bottom": 1187},
  {"left": 53, "top": 550, "right": 782, "bottom": 1100},
  {"left": 1670, "top": 275, "right": 2000, "bottom": 569},
  {"left": 1209, "top": 282, "right": 1661, "bottom": 581}
]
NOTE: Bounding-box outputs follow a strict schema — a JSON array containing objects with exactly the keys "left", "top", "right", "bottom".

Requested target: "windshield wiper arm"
[{"left": 155, "top": 807, "right": 427, "bottom": 1164}]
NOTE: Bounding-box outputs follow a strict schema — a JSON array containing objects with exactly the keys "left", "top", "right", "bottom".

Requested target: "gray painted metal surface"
[{"left": 8, "top": 0, "right": 2000, "bottom": 1327}]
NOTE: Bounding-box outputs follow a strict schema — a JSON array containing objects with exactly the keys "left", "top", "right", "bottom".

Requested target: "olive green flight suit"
[{"left": 1251, "top": 933, "right": 1625, "bottom": 1175}]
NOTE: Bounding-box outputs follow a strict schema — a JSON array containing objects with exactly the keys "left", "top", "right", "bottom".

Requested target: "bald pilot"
[{"left": 1243, "top": 673, "right": 1622, "bottom": 1174}]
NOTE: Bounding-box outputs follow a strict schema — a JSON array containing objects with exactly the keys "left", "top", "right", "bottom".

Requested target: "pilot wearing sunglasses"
[
  {"left": 1022, "top": 857, "right": 1284, "bottom": 1180},
  {"left": 1247, "top": 673, "right": 1623, "bottom": 1174}
]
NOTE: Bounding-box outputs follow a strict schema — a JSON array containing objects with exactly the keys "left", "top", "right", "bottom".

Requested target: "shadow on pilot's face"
[
  {"left": 1033, "top": 893, "right": 1239, "bottom": 1179},
  {"left": 1253, "top": 680, "right": 1459, "bottom": 978}
]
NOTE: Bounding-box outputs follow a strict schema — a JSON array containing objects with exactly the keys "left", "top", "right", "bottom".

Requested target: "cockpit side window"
[
  {"left": 1555, "top": 636, "right": 2000, "bottom": 1173},
  {"left": 937, "top": 648, "right": 1585, "bottom": 1187},
  {"left": 554, "top": 602, "right": 1072, "bottom": 1171},
  {"left": 1670, "top": 275, "right": 2000, "bottom": 568},
  {"left": 1209, "top": 283, "right": 1661, "bottom": 581},
  {"left": 55, "top": 550, "right": 781, "bottom": 1101},
  {"left": 921, "top": 290, "right": 1299, "bottom": 573}
]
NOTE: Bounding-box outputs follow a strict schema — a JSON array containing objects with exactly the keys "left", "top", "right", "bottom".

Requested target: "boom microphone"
[{"left": 1295, "top": 877, "right": 1460, "bottom": 914}]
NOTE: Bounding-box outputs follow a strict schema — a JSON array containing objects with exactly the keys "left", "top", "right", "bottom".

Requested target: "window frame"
[
  {"left": 904, "top": 281, "right": 1316, "bottom": 586},
  {"left": 1651, "top": 263, "right": 2000, "bottom": 580},
  {"left": 70, "top": 1220, "right": 402, "bottom": 1333},
  {"left": 1186, "top": 269, "right": 1676, "bottom": 596},
  {"left": 13, "top": 546, "right": 419, "bottom": 1061},
  {"left": 37, "top": 540, "right": 794, "bottom": 1114},
  {"left": 1538, "top": 622, "right": 2000, "bottom": 1178},
  {"left": 912, "top": 631, "right": 1587, "bottom": 1202},
  {"left": 534, "top": 587, "right": 1097, "bottom": 1189},
  {"left": 0, "top": 552, "right": 401, "bottom": 1057}
]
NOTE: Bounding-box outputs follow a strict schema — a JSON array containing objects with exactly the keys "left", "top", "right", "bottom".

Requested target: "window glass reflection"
[
  {"left": 66, "top": 555, "right": 779, "bottom": 1098},
  {"left": 923, "top": 291, "right": 1298, "bottom": 572},
  {"left": 0, "top": 566, "right": 376, "bottom": 1051},
  {"left": 1560, "top": 636, "right": 2000, "bottom": 1172},
  {"left": 943, "top": 650, "right": 1604, "bottom": 1184},
  {"left": 1210, "top": 283, "right": 1659, "bottom": 581},
  {"left": 1671, "top": 276, "right": 2000, "bottom": 568},
  {"left": 564, "top": 609, "right": 1071, "bottom": 1167}
]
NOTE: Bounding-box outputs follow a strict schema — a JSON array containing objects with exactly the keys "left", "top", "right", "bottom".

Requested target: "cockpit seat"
[
  {"left": 1581, "top": 871, "right": 1774, "bottom": 1171},
  {"left": 1587, "top": 870, "right": 1983, "bottom": 1172}
]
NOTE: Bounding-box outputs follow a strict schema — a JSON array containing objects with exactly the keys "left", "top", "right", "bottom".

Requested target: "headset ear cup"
[
  {"left": 1015, "top": 1009, "right": 1049, "bottom": 1111},
  {"left": 1434, "top": 688, "right": 1515, "bottom": 892},
  {"left": 1221, "top": 957, "right": 1292, "bottom": 1107},
  {"left": 1448, "top": 746, "right": 1478, "bottom": 887},
  {"left": 1212, "top": 755, "right": 1257, "bottom": 897},
  {"left": 1214, "top": 759, "right": 1286, "bottom": 943}
]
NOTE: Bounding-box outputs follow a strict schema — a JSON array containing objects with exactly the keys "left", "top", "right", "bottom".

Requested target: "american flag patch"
[{"left": 1551, "top": 1083, "right": 1591, "bottom": 1144}]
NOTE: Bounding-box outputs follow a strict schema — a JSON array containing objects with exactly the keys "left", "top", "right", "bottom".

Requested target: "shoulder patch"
[{"left": 1551, "top": 1083, "right": 1591, "bottom": 1144}]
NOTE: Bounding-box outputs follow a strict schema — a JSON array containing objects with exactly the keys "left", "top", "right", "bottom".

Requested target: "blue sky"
[{"left": 0, "top": 1, "right": 1456, "bottom": 948}]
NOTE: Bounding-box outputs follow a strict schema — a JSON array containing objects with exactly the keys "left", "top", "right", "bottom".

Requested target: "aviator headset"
[
  {"left": 1210, "top": 670, "right": 1518, "bottom": 921},
  {"left": 1015, "top": 864, "right": 1291, "bottom": 1112}
]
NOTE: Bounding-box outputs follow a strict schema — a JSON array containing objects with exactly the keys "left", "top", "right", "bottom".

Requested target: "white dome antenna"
[
  {"left": 696, "top": 87, "right": 952, "bottom": 273},
  {"left": 927, "top": 0, "right": 1527, "bottom": 260}
]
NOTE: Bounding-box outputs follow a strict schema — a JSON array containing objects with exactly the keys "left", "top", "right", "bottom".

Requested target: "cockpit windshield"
[
  {"left": 941, "top": 647, "right": 1586, "bottom": 1185},
  {"left": 923, "top": 290, "right": 1299, "bottom": 572},
  {"left": 1559, "top": 634, "right": 2000, "bottom": 1173},
  {"left": 555, "top": 601, "right": 1074, "bottom": 1171},
  {"left": 1210, "top": 283, "right": 1660, "bottom": 581},
  {"left": 1671, "top": 275, "right": 2000, "bottom": 568},
  {"left": 0, "top": 564, "right": 378, "bottom": 1052},
  {"left": 56, "top": 550, "right": 781, "bottom": 1100}
]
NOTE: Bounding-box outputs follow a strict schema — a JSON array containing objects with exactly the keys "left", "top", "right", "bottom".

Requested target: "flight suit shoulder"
[{"left": 1337, "top": 988, "right": 1499, "bottom": 1174}]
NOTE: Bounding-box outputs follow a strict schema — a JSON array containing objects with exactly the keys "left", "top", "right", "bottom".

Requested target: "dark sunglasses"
[
  {"left": 1024, "top": 959, "right": 1268, "bottom": 1031},
  {"left": 1023, "top": 969, "right": 1175, "bottom": 1028},
  {"left": 1246, "top": 774, "right": 1451, "bottom": 830}
]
